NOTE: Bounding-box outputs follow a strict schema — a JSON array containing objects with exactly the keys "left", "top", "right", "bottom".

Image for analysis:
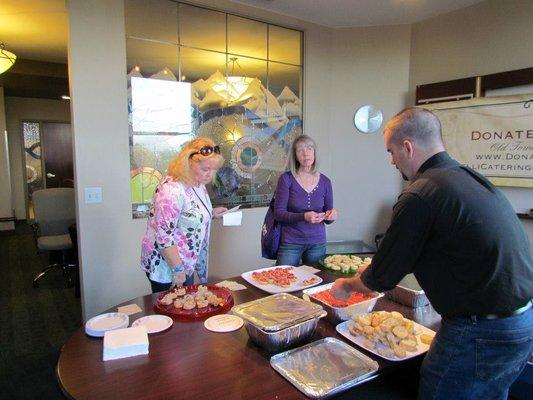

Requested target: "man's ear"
[{"left": 403, "top": 139, "right": 415, "bottom": 159}]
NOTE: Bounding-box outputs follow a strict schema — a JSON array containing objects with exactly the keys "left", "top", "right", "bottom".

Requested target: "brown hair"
[{"left": 167, "top": 137, "right": 224, "bottom": 186}]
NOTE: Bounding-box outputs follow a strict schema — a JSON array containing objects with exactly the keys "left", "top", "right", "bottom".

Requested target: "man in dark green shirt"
[{"left": 332, "top": 107, "right": 533, "bottom": 400}]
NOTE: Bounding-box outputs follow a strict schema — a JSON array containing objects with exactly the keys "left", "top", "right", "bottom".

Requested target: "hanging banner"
[{"left": 427, "top": 95, "right": 533, "bottom": 188}]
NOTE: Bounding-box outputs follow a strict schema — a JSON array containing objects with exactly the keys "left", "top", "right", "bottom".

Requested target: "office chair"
[{"left": 31, "top": 188, "right": 77, "bottom": 287}]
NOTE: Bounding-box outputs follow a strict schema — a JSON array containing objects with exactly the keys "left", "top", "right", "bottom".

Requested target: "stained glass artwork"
[
  {"left": 23, "top": 122, "right": 43, "bottom": 196},
  {"left": 125, "top": 0, "right": 303, "bottom": 218}
]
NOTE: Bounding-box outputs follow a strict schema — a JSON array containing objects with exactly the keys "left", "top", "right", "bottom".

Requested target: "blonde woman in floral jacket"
[{"left": 140, "top": 137, "right": 227, "bottom": 293}]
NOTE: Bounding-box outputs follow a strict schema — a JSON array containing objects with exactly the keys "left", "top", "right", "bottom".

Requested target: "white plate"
[
  {"left": 336, "top": 319, "right": 435, "bottom": 361},
  {"left": 132, "top": 315, "right": 173, "bottom": 334},
  {"left": 204, "top": 314, "right": 244, "bottom": 332},
  {"left": 241, "top": 266, "right": 323, "bottom": 294},
  {"left": 85, "top": 312, "right": 129, "bottom": 337}
]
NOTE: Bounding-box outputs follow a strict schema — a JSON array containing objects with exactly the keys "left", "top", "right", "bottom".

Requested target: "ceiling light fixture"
[
  {"left": 0, "top": 43, "right": 16, "bottom": 74},
  {"left": 211, "top": 57, "right": 253, "bottom": 102}
]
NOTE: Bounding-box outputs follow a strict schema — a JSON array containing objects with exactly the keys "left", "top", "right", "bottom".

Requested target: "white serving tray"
[
  {"left": 241, "top": 266, "right": 322, "bottom": 294},
  {"left": 336, "top": 319, "right": 435, "bottom": 361}
]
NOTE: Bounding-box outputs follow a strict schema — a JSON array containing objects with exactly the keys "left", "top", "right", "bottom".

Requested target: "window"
[{"left": 125, "top": 0, "right": 303, "bottom": 217}]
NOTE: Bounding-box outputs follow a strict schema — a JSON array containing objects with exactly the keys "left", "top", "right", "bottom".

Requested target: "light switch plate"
[{"left": 85, "top": 187, "right": 102, "bottom": 204}]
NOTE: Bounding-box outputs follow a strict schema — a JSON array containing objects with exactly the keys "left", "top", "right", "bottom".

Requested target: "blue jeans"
[
  {"left": 276, "top": 242, "right": 326, "bottom": 266},
  {"left": 419, "top": 306, "right": 533, "bottom": 400}
]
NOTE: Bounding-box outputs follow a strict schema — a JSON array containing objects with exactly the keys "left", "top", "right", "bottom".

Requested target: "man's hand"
[
  {"left": 330, "top": 278, "right": 353, "bottom": 301},
  {"left": 331, "top": 272, "right": 374, "bottom": 301}
]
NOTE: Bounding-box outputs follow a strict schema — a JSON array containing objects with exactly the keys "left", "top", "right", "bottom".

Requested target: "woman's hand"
[
  {"left": 172, "top": 271, "right": 186, "bottom": 287},
  {"left": 324, "top": 208, "right": 337, "bottom": 221},
  {"left": 212, "top": 207, "right": 228, "bottom": 219},
  {"left": 304, "top": 211, "right": 325, "bottom": 224}
]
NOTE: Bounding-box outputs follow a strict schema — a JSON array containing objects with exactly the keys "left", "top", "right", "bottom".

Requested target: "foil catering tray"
[
  {"left": 244, "top": 310, "right": 327, "bottom": 352},
  {"left": 232, "top": 293, "right": 324, "bottom": 332},
  {"left": 270, "top": 337, "right": 379, "bottom": 399},
  {"left": 385, "top": 274, "right": 429, "bottom": 308}
]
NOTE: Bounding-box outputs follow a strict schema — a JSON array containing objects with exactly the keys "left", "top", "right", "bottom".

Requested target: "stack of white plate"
[{"left": 85, "top": 312, "right": 129, "bottom": 337}]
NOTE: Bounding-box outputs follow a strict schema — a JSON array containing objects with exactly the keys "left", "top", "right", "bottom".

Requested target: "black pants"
[
  {"left": 145, "top": 273, "right": 172, "bottom": 293},
  {"left": 145, "top": 272, "right": 195, "bottom": 293}
]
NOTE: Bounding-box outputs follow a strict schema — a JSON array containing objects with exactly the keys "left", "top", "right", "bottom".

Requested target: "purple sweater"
[{"left": 273, "top": 171, "right": 334, "bottom": 245}]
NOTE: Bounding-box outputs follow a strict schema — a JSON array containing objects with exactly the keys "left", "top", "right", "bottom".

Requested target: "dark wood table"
[{"left": 57, "top": 271, "right": 440, "bottom": 399}]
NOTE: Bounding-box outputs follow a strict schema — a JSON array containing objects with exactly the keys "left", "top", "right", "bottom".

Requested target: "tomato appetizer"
[
  {"left": 312, "top": 289, "right": 374, "bottom": 307},
  {"left": 251, "top": 267, "right": 298, "bottom": 287}
]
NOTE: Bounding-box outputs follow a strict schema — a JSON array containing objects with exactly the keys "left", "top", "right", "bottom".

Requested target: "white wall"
[
  {"left": 4, "top": 97, "right": 70, "bottom": 219},
  {"left": 0, "top": 87, "right": 14, "bottom": 230},
  {"left": 326, "top": 25, "right": 410, "bottom": 244},
  {"left": 409, "top": 0, "right": 533, "bottom": 96},
  {"left": 68, "top": 0, "right": 410, "bottom": 319},
  {"left": 68, "top": 0, "right": 139, "bottom": 319},
  {"left": 409, "top": 0, "right": 533, "bottom": 240}
]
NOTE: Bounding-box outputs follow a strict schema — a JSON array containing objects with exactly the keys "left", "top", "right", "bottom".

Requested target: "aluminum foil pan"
[
  {"left": 386, "top": 274, "right": 430, "bottom": 308},
  {"left": 271, "top": 337, "right": 379, "bottom": 399},
  {"left": 244, "top": 310, "right": 327, "bottom": 352},
  {"left": 232, "top": 293, "right": 324, "bottom": 332},
  {"left": 303, "top": 283, "right": 383, "bottom": 324}
]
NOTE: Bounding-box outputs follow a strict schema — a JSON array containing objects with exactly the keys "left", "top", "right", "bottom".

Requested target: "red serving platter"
[{"left": 153, "top": 284, "right": 234, "bottom": 321}]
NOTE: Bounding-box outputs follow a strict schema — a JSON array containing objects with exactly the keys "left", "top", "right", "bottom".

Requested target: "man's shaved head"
[{"left": 384, "top": 107, "right": 443, "bottom": 151}]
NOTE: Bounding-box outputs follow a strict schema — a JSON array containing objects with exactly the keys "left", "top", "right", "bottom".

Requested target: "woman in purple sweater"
[{"left": 274, "top": 135, "right": 337, "bottom": 266}]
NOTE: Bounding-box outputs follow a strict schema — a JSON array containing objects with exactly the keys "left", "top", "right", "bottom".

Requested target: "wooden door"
[{"left": 41, "top": 122, "right": 74, "bottom": 188}]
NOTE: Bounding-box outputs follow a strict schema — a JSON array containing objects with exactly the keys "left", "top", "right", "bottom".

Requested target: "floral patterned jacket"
[{"left": 140, "top": 176, "right": 212, "bottom": 284}]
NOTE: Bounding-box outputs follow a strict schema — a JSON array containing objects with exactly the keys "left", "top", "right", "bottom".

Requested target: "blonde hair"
[
  {"left": 167, "top": 137, "right": 224, "bottom": 186},
  {"left": 289, "top": 134, "right": 319, "bottom": 175}
]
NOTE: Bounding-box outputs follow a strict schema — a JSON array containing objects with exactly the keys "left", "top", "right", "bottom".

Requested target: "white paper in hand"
[
  {"left": 223, "top": 211, "right": 242, "bottom": 226},
  {"left": 220, "top": 205, "right": 241, "bottom": 215}
]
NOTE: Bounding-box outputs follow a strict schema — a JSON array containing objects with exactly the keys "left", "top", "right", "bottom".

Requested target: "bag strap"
[{"left": 192, "top": 187, "right": 213, "bottom": 219}]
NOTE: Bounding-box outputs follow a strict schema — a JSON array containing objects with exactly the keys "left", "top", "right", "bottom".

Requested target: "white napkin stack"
[
  {"left": 215, "top": 280, "right": 247, "bottom": 291},
  {"left": 117, "top": 303, "right": 143, "bottom": 315},
  {"left": 103, "top": 326, "right": 149, "bottom": 361},
  {"left": 297, "top": 265, "right": 321, "bottom": 274}
]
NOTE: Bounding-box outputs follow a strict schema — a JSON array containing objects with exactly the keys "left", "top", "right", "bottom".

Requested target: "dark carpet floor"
[{"left": 0, "top": 222, "right": 81, "bottom": 400}]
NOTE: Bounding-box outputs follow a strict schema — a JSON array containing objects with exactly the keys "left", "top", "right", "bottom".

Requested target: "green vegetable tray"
[{"left": 317, "top": 252, "right": 374, "bottom": 276}]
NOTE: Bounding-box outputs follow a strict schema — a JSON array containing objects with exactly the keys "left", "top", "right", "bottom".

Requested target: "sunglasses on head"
[{"left": 190, "top": 145, "right": 220, "bottom": 158}]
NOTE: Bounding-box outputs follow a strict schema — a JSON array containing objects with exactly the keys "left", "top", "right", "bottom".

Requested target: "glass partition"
[
  {"left": 179, "top": 3, "right": 226, "bottom": 52},
  {"left": 228, "top": 15, "right": 267, "bottom": 59},
  {"left": 125, "top": 0, "right": 303, "bottom": 217},
  {"left": 125, "top": 0, "right": 178, "bottom": 44},
  {"left": 269, "top": 25, "right": 302, "bottom": 65}
]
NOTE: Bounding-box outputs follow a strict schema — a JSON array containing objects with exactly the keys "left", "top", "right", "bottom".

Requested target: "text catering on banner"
[{"left": 427, "top": 95, "right": 533, "bottom": 188}]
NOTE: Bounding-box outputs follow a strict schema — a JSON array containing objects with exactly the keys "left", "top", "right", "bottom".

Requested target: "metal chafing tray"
[
  {"left": 271, "top": 337, "right": 379, "bottom": 399},
  {"left": 244, "top": 311, "right": 327, "bottom": 352},
  {"left": 386, "top": 274, "right": 430, "bottom": 308},
  {"left": 232, "top": 293, "right": 326, "bottom": 352},
  {"left": 232, "top": 293, "right": 324, "bottom": 332}
]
